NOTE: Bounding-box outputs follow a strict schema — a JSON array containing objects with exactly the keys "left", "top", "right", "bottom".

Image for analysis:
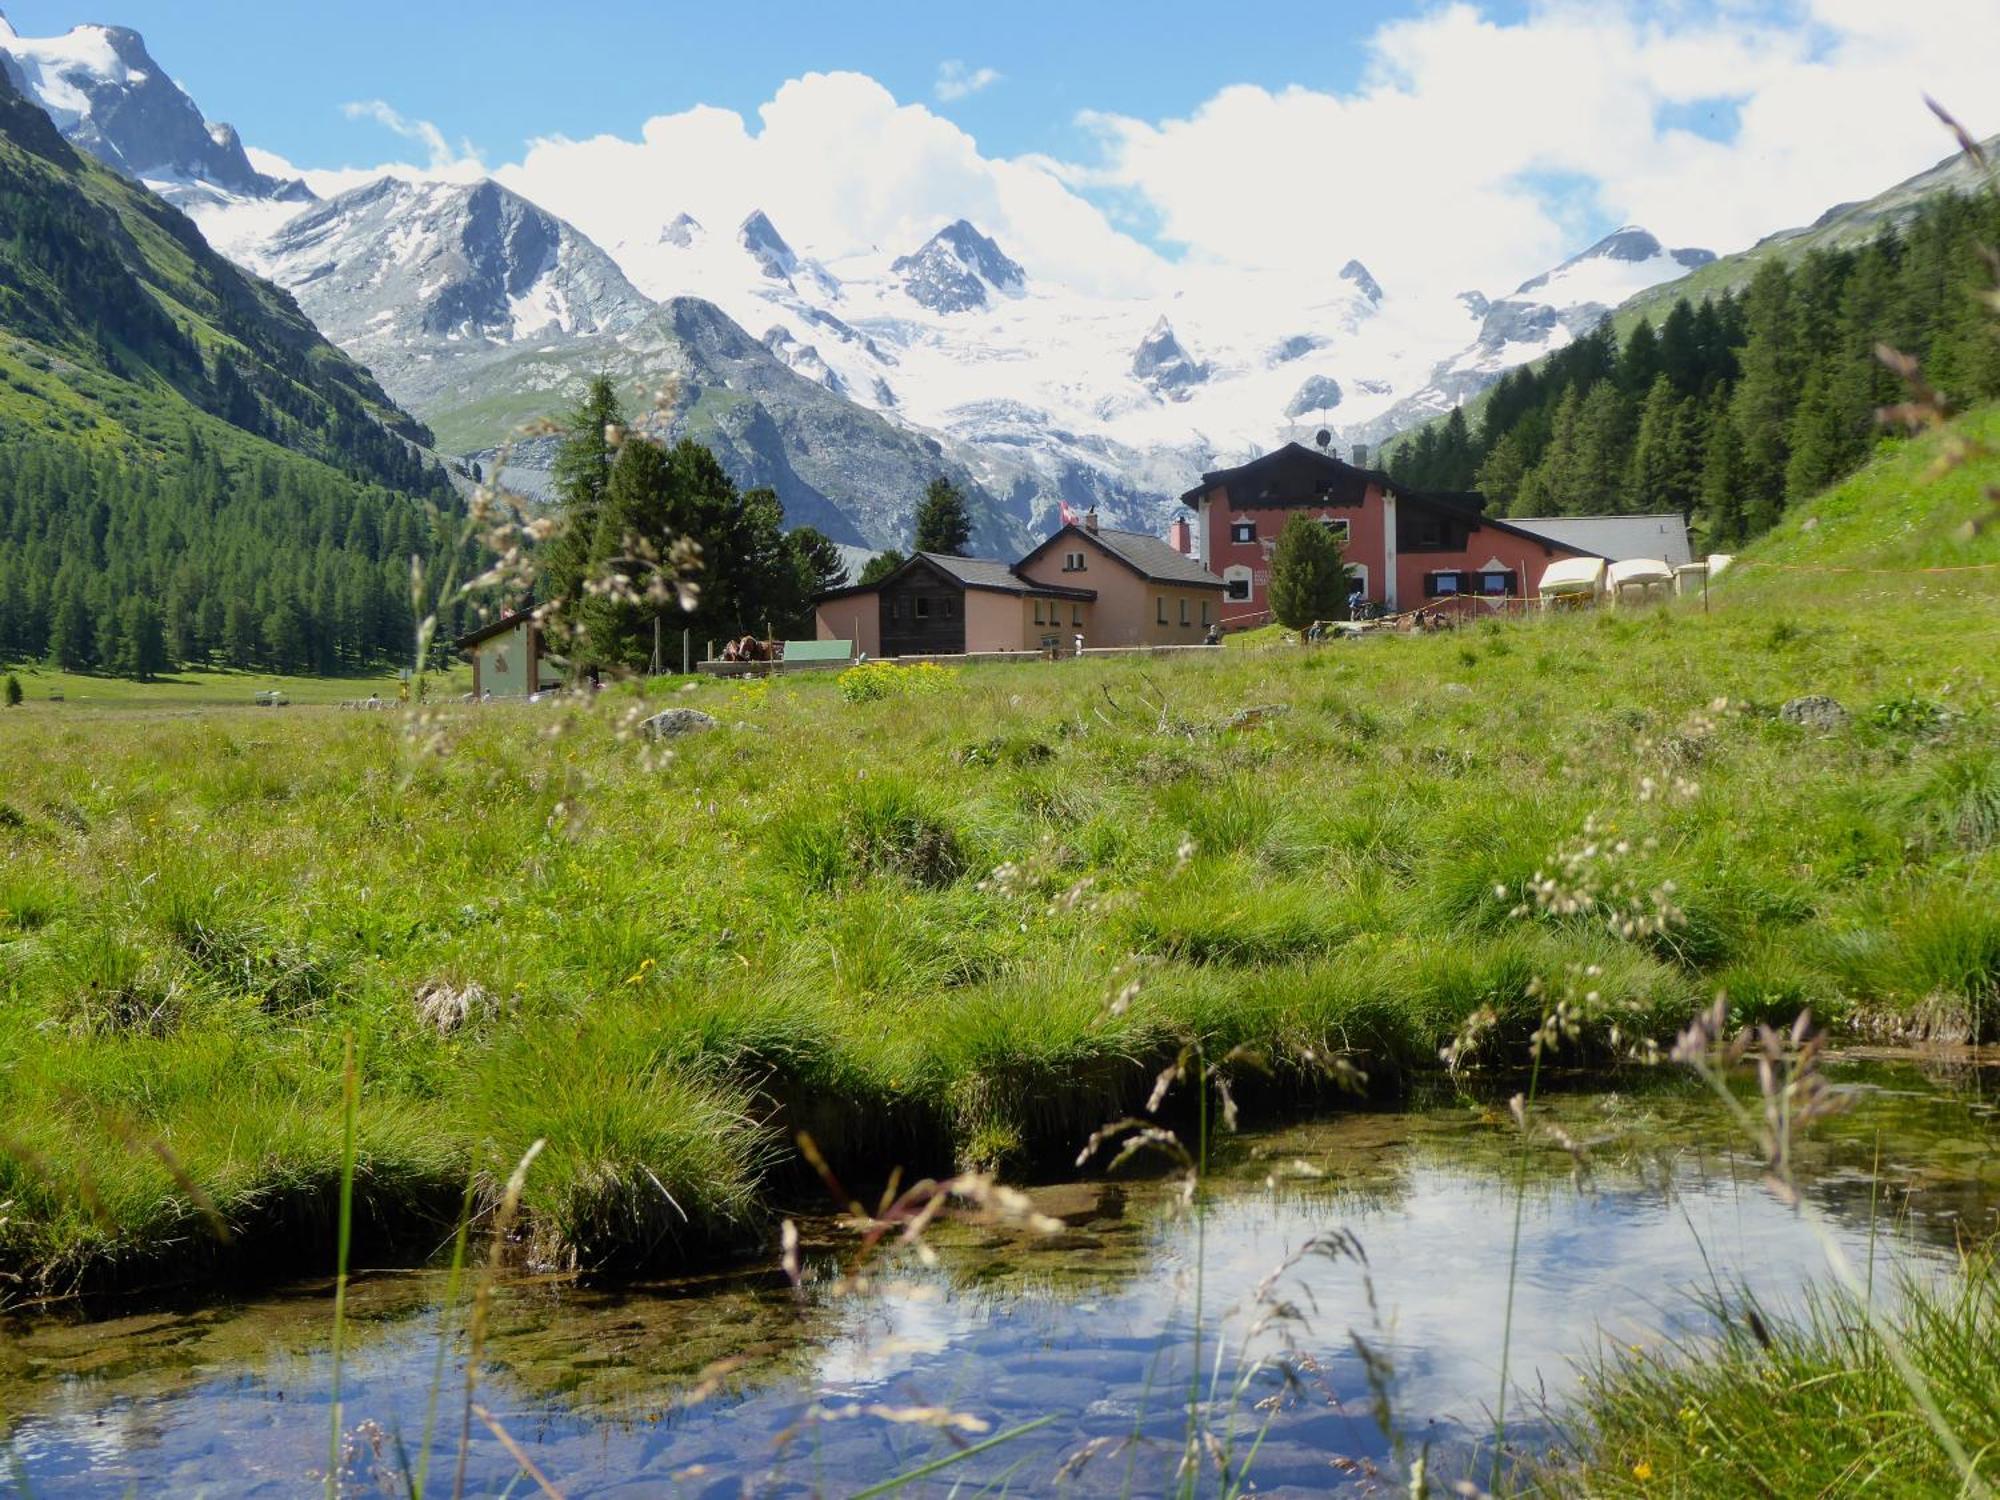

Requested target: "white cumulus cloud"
[
  {"left": 492, "top": 71, "right": 1164, "bottom": 297},
  {"left": 935, "top": 60, "right": 1002, "bottom": 102},
  {"left": 1074, "top": 0, "right": 2000, "bottom": 304}
]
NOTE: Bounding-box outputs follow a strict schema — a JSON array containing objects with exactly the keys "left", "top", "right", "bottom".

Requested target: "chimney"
[
  {"left": 1084, "top": 507, "right": 1099, "bottom": 534},
  {"left": 1168, "top": 515, "right": 1192, "bottom": 555}
]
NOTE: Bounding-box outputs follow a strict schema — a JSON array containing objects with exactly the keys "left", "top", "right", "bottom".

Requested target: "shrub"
[{"left": 3, "top": 674, "right": 21, "bottom": 708}]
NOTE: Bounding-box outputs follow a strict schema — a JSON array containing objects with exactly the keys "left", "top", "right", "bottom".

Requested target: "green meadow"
[{"left": 0, "top": 412, "right": 1995, "bottom": 1307}]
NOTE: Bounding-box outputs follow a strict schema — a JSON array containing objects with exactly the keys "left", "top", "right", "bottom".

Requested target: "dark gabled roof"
[
  {"left": 811, "top": 551, "right": 1097, "bottom": 605},
  {"left": 915, "top": 551, "right": 1096, "bottom": 598},
  {"left": 454, "top": 609, "right": 539, "bottom": 650},
  {"left": 1041, "top": 525, "right": 1225, "bottom": 588},
  {"left": 1180, "top": 441, "right": 1393, "bottom": 508}
]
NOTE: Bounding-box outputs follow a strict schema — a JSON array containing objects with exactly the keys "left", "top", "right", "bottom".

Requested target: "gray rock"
[
  {"left": 1339, "top": 258, "right": 1384, "bottom": 303},
  {"left": 1285, "top": 374, "right": 1344, "bottom": 418},
  {"left": 1780, "top": 695, "right": 1849, "bottom": 731},
  {"left": 1131, "top": 316, "right": 1207, "bottom": 399},
  {"left": 642, "top": 708, "right": 719, "bottom": 739}
]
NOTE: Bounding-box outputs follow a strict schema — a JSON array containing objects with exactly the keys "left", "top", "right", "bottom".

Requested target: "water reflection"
[{"left": 3, "top": 1053, "right": 1995, "bottom": 1496}]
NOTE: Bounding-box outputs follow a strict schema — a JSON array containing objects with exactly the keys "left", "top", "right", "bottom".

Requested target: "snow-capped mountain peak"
[
  {"left": 1345, "top": 223, "right": 1716, "bottom": 449},
  {"left": 1514, "top": 225, "right": 1715, "bottom": 300},
  {"left": 891, "top": 219, "right": 1025, "bottom": 313},
  {"left": 0, "top": 14, "right": 307, "bottom": 207},
  {"left": 252, "top": 175, "right": 652, "bottom": 372},
  {"left": 739, "top": 209, "right": 798, "bottom": 281}
]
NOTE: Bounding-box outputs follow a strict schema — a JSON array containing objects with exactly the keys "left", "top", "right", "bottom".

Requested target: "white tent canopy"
[{"left": 1538, "top": 556, "right": 1606, "bottom": 598}]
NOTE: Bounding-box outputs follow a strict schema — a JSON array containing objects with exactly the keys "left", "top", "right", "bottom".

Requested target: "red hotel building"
[{"left": 1179, "top": 441, "right": 1597, "bottom": 621}]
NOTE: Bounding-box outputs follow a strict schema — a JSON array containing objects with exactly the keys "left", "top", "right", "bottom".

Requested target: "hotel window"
[
  {"left": 1063, "top": 551, "right": 1087, "bottom": 571},
  {"left": 1478, "top": 570, "right": 1515, "bottom": 596},
  {"left": 1223, "top": 565, "right": 1253, "bottom": 602},
  {"left": 1201, "top": 600, "right": 1212, "bottom": 627},
  {"left": 1426, "top": 571, "right": 1465, "bottom": 598},
  {"left": 1072, "top": 604, "right": 1083, "bottom": 626},
  {"left": 1230, "top": 520, "right": 1257, "bottom": 544},
  {"left": 1179, "top": 597, "right": 1190, "bottom": 626},
  {"left": 1034, "top": 600, "right": 1045, "bottom": 624},
  {"left": 1413, "top": 517, "right": 1447, "bottom": 549},
  {"left": 914, "top": 596, "right": 930, "bottom": 618},
  {"left": 1319, "top": 517, "right": 1351, "bottom": 542},
  {"left": 1156, "top": 596, "right": 1168, "bottom": 624}
]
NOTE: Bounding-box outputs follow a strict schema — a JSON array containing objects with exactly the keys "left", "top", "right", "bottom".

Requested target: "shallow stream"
[{"left": 4, "top": 1052, "right": 1996, "bottom": 1496}]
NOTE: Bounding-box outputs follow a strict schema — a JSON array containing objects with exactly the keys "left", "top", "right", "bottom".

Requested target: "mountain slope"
[
  {"left": 0, "top": 68, "right": 440, "bottom": 495},
  {"left": 434, "top": 297, "right": 1030, "bottom": 553},
  {"left": 253, "top": 176, "right": 654, "bottom": 413},
  {"left": 1354, "top": 227, "right": 1712, "bottom": 446},
  {"left": 233, "top": 177, "right": 1030, "bottom": 552},
  {"left": 1617, "top": 131, "right": 2000, "bottom": 334}
]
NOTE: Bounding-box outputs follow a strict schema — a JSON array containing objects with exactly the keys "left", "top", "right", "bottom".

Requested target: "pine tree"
[
  {"left": 1731, "top": 259, "right": 1801, "bottom": 514},
  {"left": 788, "top": 526, "right": 849, "bottom": 596},
  {"left": 1696, "top": 398, "right": 1746, "bottom": 546},
  {"left": 1617, "top": 318, "right": 1663, "bottom": 396},
  {"left": 859, "top": 549, "right": 906, "bottom": 586},
  {"left": 544, "top": 375, "right": 627, "bottom": 617},
  {"left": 49, "top": 581, "right": 93, "bottom": 671},
  {"left": 1265, "top": 514, "right": 1349, "bottom": 629},
  {"left": 913, "top": 476, "right": 973, "bottom": 556},
  {"left": 115, "top": 595, "right": 168, "bottom": 681},
  {"left": 1475, "top": 429, "right": 1534, "bottom": 515},
  {"left": 1626, "top": 376, "right": 1682, "bottom": 516},
  {"left": 1783, "top": 365, "right": 1856, "bottom": 503}
]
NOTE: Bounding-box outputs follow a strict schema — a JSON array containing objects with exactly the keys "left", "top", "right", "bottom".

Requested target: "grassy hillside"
[
  {"left": 0, "top": 411, "right": 1993, "bottom": 1299},
  {"left": 1728, "top": 404, "right": 2000, "bottom": 573}
]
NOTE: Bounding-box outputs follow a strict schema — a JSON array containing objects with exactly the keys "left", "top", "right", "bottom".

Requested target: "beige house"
[
  {"left": 813, "top": 512, "right": 1224, "bottom": 657},
  {"left": 1014, "top": 520, "right": 1224, "bottom": 648},
  {"left": 456, "top": 611, "right": 563, "bottom": 697}
]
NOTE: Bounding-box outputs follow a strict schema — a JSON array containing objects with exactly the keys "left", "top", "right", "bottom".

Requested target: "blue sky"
[{"left": 4, "top": 0, "right": 1535, "bottom": 169}]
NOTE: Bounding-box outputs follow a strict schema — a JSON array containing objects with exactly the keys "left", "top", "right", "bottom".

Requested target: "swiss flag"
[{"left": 1059, "top": 500, "right": 1080, "bottom": 528}]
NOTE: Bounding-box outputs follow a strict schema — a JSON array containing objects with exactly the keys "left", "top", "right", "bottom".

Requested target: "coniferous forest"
[
  {"left": 1384, "top": 190, "right": 2000, "bottom": 544},
  {"left": 0, "top": 434, "right": 471, "bottom": 677}
]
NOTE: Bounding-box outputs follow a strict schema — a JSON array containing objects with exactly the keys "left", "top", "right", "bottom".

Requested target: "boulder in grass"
[
  {"left": 1779, "top": 695, "right": 1849, "bottom": 732},
  {"left": 642, "top": 707, "right": 720, "bottom": 739}
]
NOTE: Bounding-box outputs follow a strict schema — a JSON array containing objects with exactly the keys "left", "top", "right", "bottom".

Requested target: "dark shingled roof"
[
  {"left": 1080, "top": 526, "right": 1226, "bottom": 588},
  {"left": 918, "top": 552, "right": 1097, "bottom": 598}
]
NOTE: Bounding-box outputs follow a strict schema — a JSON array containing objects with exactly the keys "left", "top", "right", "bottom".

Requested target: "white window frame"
[
  {"left": 1230, "top": 520, "right": 1257, "bottom": 544},
  {"left": 1222, "top": 564, "right": 1253, "bottom": 602},
  {"left": 1319, "top": 517, "right": 1351, "bottom": 542}
]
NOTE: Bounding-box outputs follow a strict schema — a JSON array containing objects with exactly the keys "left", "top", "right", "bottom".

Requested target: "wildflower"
[{"left": 1633, "top": 1459, "right": 1655, "bottom": 1481}]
